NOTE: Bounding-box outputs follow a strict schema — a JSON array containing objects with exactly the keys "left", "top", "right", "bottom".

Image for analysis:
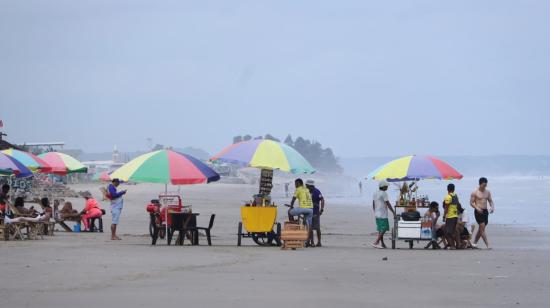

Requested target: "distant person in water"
[
  {"left": 108, "top": 178, "right": 126, "bottom": 240},
  {"left": 359, "top": 181, "right": 363, "bottom": 196},
  {"left": 470, "top": 177, "right": 494, "bottom": 249}
]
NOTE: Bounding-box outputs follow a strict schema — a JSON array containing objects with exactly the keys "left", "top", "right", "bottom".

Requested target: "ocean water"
[{"left": 325, "top": 176, "right": 550, "bottom": 231}]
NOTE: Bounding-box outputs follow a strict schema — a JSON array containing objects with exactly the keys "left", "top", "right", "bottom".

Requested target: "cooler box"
[{"left": 397, "top": 220, "right": 421, "bottom": 238}]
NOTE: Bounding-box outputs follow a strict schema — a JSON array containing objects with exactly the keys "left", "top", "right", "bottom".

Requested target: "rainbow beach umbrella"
[
  {"left": 2, "top": 148, "right": 52, "bottom": 173},
  {"left": 211, "top": 139, "right": 315, "bottom": 174},
  {"left": 38, "top": 152, "right": 88, "bottom": 174},
  {"left": 0, "top": 152, "right": 33, "bottom": 177},
  {"left": 110, "top": 149, "right": 220, "bottom": 185},
  {"left": 367, "top": 155, "right": 463, "bottom": 182}
]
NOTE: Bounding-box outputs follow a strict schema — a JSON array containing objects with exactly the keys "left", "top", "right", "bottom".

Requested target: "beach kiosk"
[
  {"left": 366, "top": 155, "right": 463, "bottom": 249},
  {"left": 211, "top": 139, "right": 316, "bottom": 246}
]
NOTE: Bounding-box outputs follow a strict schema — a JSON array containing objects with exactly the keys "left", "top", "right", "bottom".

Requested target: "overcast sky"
[{"left": 1, "top": 1, "right": 548, "bottom": 157}]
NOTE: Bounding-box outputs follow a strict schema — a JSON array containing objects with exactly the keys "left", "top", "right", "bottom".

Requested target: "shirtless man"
[{"left": 470, "top": 177, "right": 494, "bottom": 249}]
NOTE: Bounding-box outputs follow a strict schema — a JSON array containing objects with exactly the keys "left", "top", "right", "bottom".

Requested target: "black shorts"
[
  {"left": 474, "top": 209, "right": 489, "bottom": 225},
  {"left": 312, "top": 214, "right": 320, "bottom": 229},
  {"left": 445, "top": 218, "right": 458, "bottom": 236}
]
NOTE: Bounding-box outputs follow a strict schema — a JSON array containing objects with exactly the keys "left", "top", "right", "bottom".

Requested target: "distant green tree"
[
  {"left": 233, "top": 136, "right": 243, "bottom": 144},
  {"left": 284, "top": 134, "right": 294, "bottom": 147},
  {"left": 265, "top": 134, "right": 280, "bottom": 142}
]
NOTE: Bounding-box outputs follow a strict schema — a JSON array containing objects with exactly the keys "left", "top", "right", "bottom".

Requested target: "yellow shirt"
[
  {"left": 444, "top": 193, "right": 458, "bottom": 219},
  {"left": 294, "top": 186, "right": 313, "bottom": 209}
]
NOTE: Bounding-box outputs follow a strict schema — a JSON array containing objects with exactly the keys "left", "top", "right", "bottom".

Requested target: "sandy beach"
[{"left": 2, "top": 181, "right": 549, "bottom": 308}]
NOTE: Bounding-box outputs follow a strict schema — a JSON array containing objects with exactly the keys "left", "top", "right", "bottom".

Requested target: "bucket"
[{"left": 73, "top": 224, "right": 81, "bottom": 232}]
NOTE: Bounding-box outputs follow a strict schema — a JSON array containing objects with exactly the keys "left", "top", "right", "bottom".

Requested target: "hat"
[
  {"left": 81, "top": 191, "right": 92, "bottom": 198},
  {"left": 306, "top": 179, "right": 315, "bottom": 186},
  {"left": 379, "top": 180, "right": 389, "bottom": 188},
  {"left": 112, "top": 178, "right": 120, "bottom": 183}
]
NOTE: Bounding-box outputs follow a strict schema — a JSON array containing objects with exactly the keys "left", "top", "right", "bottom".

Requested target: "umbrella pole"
[{"left": 165, "top": 183, "right": 168, "bottom": 244}]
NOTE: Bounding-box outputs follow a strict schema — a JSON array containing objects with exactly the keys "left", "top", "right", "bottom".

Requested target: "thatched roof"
[{"left": 0, "top": 139, "right": 24, "bottom": 151}]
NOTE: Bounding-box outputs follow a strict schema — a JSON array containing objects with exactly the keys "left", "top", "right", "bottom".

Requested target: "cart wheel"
[
  {"left": 409, "top": 240, "right": 414, "bottom": 249},
  {"left": 252, "top": 232, "right": 275, "bottom": 246},
  {"left": 237, "top": 222, "right": 242, "bottom": 246}
]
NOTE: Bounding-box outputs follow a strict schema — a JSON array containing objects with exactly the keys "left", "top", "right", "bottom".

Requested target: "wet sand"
[{"left": 1, "top": 182, "right": 549, "bottom": 308}]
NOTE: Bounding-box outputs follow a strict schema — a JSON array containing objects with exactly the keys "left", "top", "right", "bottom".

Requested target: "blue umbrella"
[{"left": 0, "top": 152, "right": 33, "bottom": 178}]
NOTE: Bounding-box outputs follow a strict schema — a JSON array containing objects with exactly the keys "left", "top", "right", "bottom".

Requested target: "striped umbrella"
[
  {"left": 110, "top": 149, "right": 220, "bottom": 185},
  {"left": 2, "top": 148, "right": 52, "bottom": 173},
  {"left": 0, "top": 152, "right": 33, "bottom": 177},
  {"left": 38, "top": 152, "right": 88, "bottom": 174},
  {"left": 367, "top": 155, "right": 463, "bottom": 182},
  {"left": 92, "top": 171, "right": 112, "bottom": 182},
  {"left": 211, "top": 139, "right": 315, "bottom": 174}
]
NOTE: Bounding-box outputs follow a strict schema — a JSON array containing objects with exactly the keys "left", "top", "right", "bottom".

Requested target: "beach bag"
[{"left": 100, "top": 186, "right": 112, "bottom": 201}]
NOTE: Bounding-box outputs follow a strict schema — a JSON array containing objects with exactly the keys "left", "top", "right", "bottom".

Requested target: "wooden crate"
[
  {"left": 281, "top": 230, "right": 309, "bottom": 241},
  {"left": 284, "top": 221, "right": 306, "bottom": 231},
  {"left": 282, "top": 239, "right": 305, "bottom": 250}
]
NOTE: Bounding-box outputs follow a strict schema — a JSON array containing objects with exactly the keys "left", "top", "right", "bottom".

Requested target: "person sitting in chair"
[
  {"left": 457, "top": 207, "right": 474, "bottom": 249},
  {"left": 80, "top": 192, "right": 103, "bottom": 232},
  {"left": 6, "top": 197, "right": 51, "bottom": 223},
  {"left": 59, "top": 200, "right": 81, "bottom": 220},
  {"left": 13, "top": 197, "right": 39, "bottom": 216},
  {"left": 424, "top": 201, "right": 442, "bottom": 249}
]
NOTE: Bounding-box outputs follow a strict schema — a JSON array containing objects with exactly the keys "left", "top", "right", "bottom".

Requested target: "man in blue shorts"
[{"left": 108, "top": 178, "right": 126, "bottom": 240}]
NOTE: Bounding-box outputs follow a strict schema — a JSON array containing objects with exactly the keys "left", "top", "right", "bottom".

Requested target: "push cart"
[
  {"left": 237, "top": 205, "right": 281, "bottom": 246},
  {"left": 391, "top": 214, "right": 433, "bottom": 249}
]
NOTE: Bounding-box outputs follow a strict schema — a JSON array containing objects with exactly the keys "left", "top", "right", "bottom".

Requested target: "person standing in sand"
[
  {"left": 371, "top": 180, "right": 395, "bottom": 249},
  {"left": 306, "top": 179, "right": 325, "bottom": 247},
  {"left": 470, "top": 177, "right": 494, "bottom": 249},
  {"left": 443, "top": 183, "right": 461, "bottom": 249},
  {"left": 108, "top": 178, "right": 126, "bottom": 240}
]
